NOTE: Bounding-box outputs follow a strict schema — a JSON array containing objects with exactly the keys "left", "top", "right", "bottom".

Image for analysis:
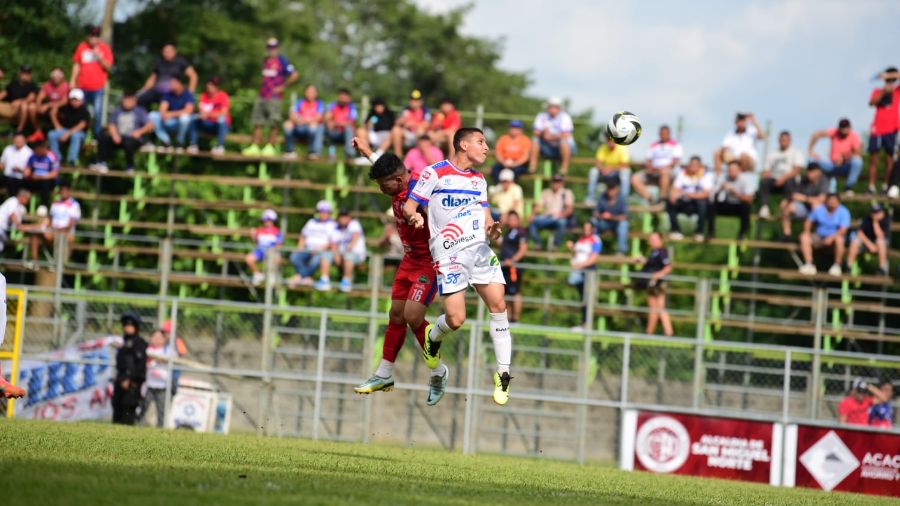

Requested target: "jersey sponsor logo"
[
  {"left": 440, "top": 224, "right": 465, "bottom": 241},
  {"left": 489, "top": 254, "right": 500, "bottom": 266},
  {"left": 417, "top": 275, "right": 430, "bottom": 283},
  {"left": 456, "top": 209, "right": 472, "bottom": 218},
  {"left": 441, "top": 194, "right": 474, "bottom": 208}
]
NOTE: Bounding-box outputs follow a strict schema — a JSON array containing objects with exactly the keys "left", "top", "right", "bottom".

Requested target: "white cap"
[
  {"left": 69, "top": 88, "right": 85, "bottom": 101},
  {"left": 36, "top": 205, "right": 48, "bottom": 218},
  {"left": 315, "top": 200, "right": 333, "bottom": 213},
  {"left": 261, "top": 209, "right": 277, "bottom": 222},
  {"left": 547, "top": 96, "right": 563, "bottom": 107},
  {"left": 498, "top": 169, "right": 515, "bottom": 182}
]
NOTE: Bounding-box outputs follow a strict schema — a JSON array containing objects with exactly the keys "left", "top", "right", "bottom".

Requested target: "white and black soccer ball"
[{"left": 606, "top": 111, "right": 642, "bottom": 145}]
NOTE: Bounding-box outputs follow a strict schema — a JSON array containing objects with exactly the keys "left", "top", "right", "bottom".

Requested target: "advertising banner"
[
  {"left": 784, "top": 424, "right": 900, "bottom": 497},
  {"left": 621, "top": 410, "right": 782, "bottom": 485}
]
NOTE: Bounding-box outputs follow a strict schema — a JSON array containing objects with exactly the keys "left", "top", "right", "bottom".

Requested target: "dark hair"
[
  {"left": 878, "top": 377, "right": 893, "bottom": 387},
  {"left": 779, "top": 130, "right": 791, "bottom": 137},
  {"left": 439, "top": 97, "right": 454, "bottom": 105},
  {"left": 122, "top": 90, "right": 137, "bottom": 98},
  {"left": 506, "top": 210, "right": 519, "bottom": 218},
  {"left": 659, "top": 124, "right": 670, "bottom": 131},
  {"left": 368, "top": 153, "right": 405, "bottom": 180},
  {"left": 807, "top": 161, "right": 821, "bottom": 171},
  {"left": 16, "top": 188, "right": 31, "bottom": 197},
  {"left": 689, "top": 155, "right": 702, "bottom": 164},
  {"left": 58, "top": 179, "right": 72, "bottom": 189},
  {"left": 838, "top": 118, "right": 851, "bottom": 129},
  {"left": 452, "top": 127, "right": 484, "bottom": 152},
  {"left": 727, "top": 160, "right": 742, "bottom": 168},
  {"left": 337, "top": 88, "right": 350, "bottom": 95},
  {"left": 826, "top": 192, "right": 840, "bottom": 201},
  {"left": 34, "top": 140, "right": 49, "bottom": 149},
  {"left": 606, "top": 179, "right": 620, "bottom": 190},
  {"left": 169, "top": 75, "right": 182, "bottom": 84},
  {"left": 371, "top": 97, "right": 385, "bottom": 106}
]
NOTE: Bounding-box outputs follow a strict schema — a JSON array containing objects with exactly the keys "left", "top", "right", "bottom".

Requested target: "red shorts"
[{"left": 391, "top": 257, "right": 438, "bottom": 305}]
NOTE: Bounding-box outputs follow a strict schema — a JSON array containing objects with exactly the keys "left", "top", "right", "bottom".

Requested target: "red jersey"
[
  {"left": 72, "top": 41, "right": 114, "bottom": 91},
  {"left": 392, "top": 185, "right": 433, "bottom": 267},
  {"left": 870, "top": 86, "right": 900, "bottom": 135},
  {"left": 838, "top": 395, "right": 873, "bottom": 426},
  {"left": 199, "top": 90, "right": 231, "bottom": 125}
]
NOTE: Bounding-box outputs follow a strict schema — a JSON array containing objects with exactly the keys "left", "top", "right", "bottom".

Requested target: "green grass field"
[{"left": 0, "top": 419, "right": 893, "bottom": 506}]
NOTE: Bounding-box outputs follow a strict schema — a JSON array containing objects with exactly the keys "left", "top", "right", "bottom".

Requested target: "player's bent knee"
[{"left": 445, "top": 313, "right": 466, "bottom": 330}]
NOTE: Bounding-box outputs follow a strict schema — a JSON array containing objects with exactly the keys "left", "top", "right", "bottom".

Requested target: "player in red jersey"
[{"left": 351, "top": 137, "right": 449, "bottom": 406}]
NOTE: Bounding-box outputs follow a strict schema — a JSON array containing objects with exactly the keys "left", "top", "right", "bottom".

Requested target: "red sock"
[
  {"left": 381, "top": 322, "right": 407, "bottom": 363},
  {"left": 412, "top": 320, "right": 429, "bottom": 349}
]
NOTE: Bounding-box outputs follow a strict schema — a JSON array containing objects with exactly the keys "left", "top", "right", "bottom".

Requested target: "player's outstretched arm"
[
  {"left": 485, "top": 208, "right": 502, "bottom": 241},
  {"left": 352, "top": 136, "right": 373, "bottom": 158},
  {"left": 403, "top": 198, "right": 425, "bottom": 228}
]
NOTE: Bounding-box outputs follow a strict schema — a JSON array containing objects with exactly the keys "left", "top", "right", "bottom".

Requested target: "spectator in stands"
[
  {"left": 529, "top": 173, "right": 574, "bottom": 249},
  {"left": 30, "top": 180, "right": 80, "bottom": 263},
  {"left": 149, "top": 76, "right": 195, "bottom": 150},
  {"left": 529, "top": 96, "right": 574, "bottom": 174},
  {"left": 780, "top": 162, "right": 828, "bottom": 239},
  {"left": 244, "top": 38, "right": 299, "bottom": 157},
  {"left": 489, "top": 169, "right": 524, "bottom": 223},
  {"left": 428, "top": 98, "right": 461, "bottom": 155},
  {"left": 390, "top": 89, "right": 430, "bottom": 156},
  {"left": 324, "top": 89, "right": 358, "bottom": 161},
  {"left": 283, "top": 84, "right": 325, "bottom": 160},
  {"left": 0, "top": 65, "right": 38, "bottom": 135},
  {"left": 714, "top": 112, "right": 763, "bottom": 173},
  {"left": 0, "top": 189, "right": 31, "bottom": 254},
  {"left": 376, "top": 211, "right": 404, "bottom": 262},
  {"left": 798, "top": 192, "right": 850, "bottom": 276},
  {"left": 866, "top": 67, "right": 900, "bottom": 194},
  {"left": 48, "top": 88, "right": 89, "bottom": 164},
  {"left": 246, "top": 209, "right": 283, "bottom": 286},
  {"left": 838, "top": 378, "right": 890, "bottom": 426},
  {"left": 633, "top": 125, "right": 683, "bottom": 203},
  {"left": 869, "top": 378, "right": 894, "bottom": 429},
  {"left": 91, "top": 91, "right": 152, "bottom": 174},
  {"left": 491, "top": 120, "right": 532, "bottom": 183},
  {"left": 808, "top": 118, "right": 863, "bottom": 194},
  {"left": 25, "top": 67, "right": 69, "bottom": 142},
  {"left": 847, "top": 203, "right": 890, "bottom": 275},
  {"left": 188, "top": 76, "right": 230, "bottom": 155},
  {"left": 759, "top": 131, "right": 804, "bottom": 219},
  {"left": 592, "top": 180, "right": 629, "bottom": 255},
  {"left": 355, "top": 98, "right": 395, "bottom": 163},
  {"left": 289, "top": 200, "right": 337, "bottom": 291},
  {"left": 708, "top": 161, "right": 756, "bottom": 240},
  {"left": 403, "top": 135, "right": 443, "bottom": 178},
  {"left": 142, "top": 329, "right": 178, "bottom": 428},
  {"left": 333, "top": 209, "right": 367, "bottom": 293},
  {"left": 0, "top": 133, "right": 33, "bottom": 195},
  {"left": 159, "top": 319, "right": 189, "bottom": 364},
  {"left": 567, "top": 221, "right": 602, "bottom": 329},
  {"left": 137, "top": 43, "right": 198, "bottom": 109},
  {"left": 587, "top": 134, "right": 630, "bottom": 204},
  {"left": 70, "top": 26, "right": 113, "bottom": 138},
  {"left": 25, "top": 141, "right": 60, "bottom": 207},
  {"left": 498, "top": 210, "right": 528, "bottom": 323},
  {"left": 637, "top": 232, "right": 673, "bottom": 337},
  {"left": 667, "top": 156, "right": 713, "bottom": 241}
]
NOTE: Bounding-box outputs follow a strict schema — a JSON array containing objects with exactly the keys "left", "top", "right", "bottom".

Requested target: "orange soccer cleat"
[{"left": 0, "top": 367, "right": 26, "bottom": 399}]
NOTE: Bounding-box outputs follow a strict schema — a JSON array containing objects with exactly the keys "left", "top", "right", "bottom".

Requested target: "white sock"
[
  {"left": 490, "top": 311, "right": 512, "bottom": 375},
  {"left": 374, "top": 359, "right": 393, "bottom": 378},
  {"left": 430, "top": 361, "right": 447, "bottom": 377},
  {"left": 429, "top": 314, "right": 453, "bottom": 342}
]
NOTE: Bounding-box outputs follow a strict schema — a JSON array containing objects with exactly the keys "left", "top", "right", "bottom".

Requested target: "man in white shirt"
[
  {"left": 31, "top": 180, "right": 80, "bottom": 263},
  {"left": 0, "top": 133, "right": 33, "bottom": 195},
  {"left": 714, "top": 112, "right": 764, "bottom": 173},
  {"left": 333, "top": 209, "right": 366, "bottom": 293},
  {"left": 708, "top": 161, "right": 757, "bottom": 240},
  {"left": 759, "top": 130, "right": 804, "bottom": 219},
  {"left": 529, "top": 96, "right": 575, "bottom": 174},
  {"left": 632, "top": 125, "right": 683, "bottom": 202},
  {"left": 288, "top": 200, "right": 337, "bottom": 291},
  {"left": 667, "top": 156, "right": 713, "bottom": 241},
  {"left": 0, "top": 188, "right": 31, "bottom": 252}
]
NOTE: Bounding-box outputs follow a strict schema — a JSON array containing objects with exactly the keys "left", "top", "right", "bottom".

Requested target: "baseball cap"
[
  {"left": 851, "top": 377, "right": 868, "bottom": 392},
  {"left": 838, "top": 118, "right": 851, "bottom": 129},
  {"left": 261, "top": 209, "right": 277, "bottom": 222},
  {"left": 315, "top": 200, "right": 333, "bottom": 213},
  {"left": 338, "top": 208, "right": 351, "bottom": 217},
  {"left": 87, "top": 25, "right": 101, "bottom": 37},
  {"left": 161, "top": 319, "right": 173, "bottom": 333},
  {"left": 266, "top": 37, "right": 279, "bottom": 48},
  {"left": 547, "top": 96, "right": 563, "bottom": 107},
  {"left": 871, "top": 202, "right": 885, "bottom": 213},
  {"left": 551, "top": 173, "right": 565, "bottom": 182},
  {"left": 807, "top": 161, "right": 821, "bottom": 171},
  {"left": 19, "top": 64, "right": 32, "bottom": 73},
  {"left": 410, "top": 89, "right": 422, "bottom": 100},
  {"left": 499, "top": 169, "right": 515, "bottom": 182},
  {"left": 508, "top": 119, "right": 523, "bottom": 128},
  {"left": 68, "top": 88, "right": 85, "bottom": 101}
]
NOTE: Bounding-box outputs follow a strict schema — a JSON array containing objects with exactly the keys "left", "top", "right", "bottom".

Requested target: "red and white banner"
[
  {"left": 621, "top": 410, "right": 782, "bottom": 485},
  {"left": 784, "top": 424, "right": 900, "bottom": 497}
]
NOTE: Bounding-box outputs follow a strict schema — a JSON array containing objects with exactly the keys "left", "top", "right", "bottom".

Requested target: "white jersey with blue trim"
[{"left": 409, "top": 159, "right": 489, "bottom": 262}]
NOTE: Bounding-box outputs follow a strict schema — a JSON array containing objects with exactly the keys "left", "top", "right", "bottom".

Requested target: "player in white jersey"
[
  {"left": 0, "top": 273, "right": 26, "bottom": 398},
  {"left": 403, "top": 128, "right": 513, "bottom": 405}
]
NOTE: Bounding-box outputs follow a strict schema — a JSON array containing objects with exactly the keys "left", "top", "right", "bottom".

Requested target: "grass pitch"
[{"left": 0, "top": 419, "right": 892, "bottom": 505}]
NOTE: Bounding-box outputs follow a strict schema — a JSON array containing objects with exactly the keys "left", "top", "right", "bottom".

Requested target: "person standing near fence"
[
  {"left": 636, "top": 232, "right": 673, "bottom": 337},
  {"left": 112, "top": 311, "right": 147, "bottom": 425},
  {"left": 142, "top": 330, "right": 178, "bottom": 427}
]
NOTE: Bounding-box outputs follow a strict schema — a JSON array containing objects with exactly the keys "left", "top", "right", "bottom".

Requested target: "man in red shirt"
[
  {"left": 350, "top": 135, "right": 449, "bottom": 406},
  {"left": 868, "top": 67, "right": 900, "bottom": 194},
  {"left": 189, "top": 76, "right": 230, "bottom": 155},
  {"left": 70, "top": 26, "right": 113, "bottom": 138},
  {"left": 428, "top": 98, "right": 462, "bottom": 156},
  {"left": 324, "top": 88, "right": 357, "bottom": 161},
  {"left": 838, "top": 378, "right": 890, "bottom": 426},
  {"left": 390, "top": 89, "right": 431, "bottom": 156},
  {"left": 25, "top": 67, "right": 69, "bottom": 142},
  {"left": 808, "top": 118, "right": 863, "bottom": 195}
]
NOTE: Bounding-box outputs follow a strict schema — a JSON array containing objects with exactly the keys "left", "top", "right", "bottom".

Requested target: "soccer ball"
[{"left": 606, "top": 111, "right": 642, "bottom": 145}]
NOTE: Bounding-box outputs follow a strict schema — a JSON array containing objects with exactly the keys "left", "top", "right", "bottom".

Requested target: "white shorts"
[
  {"left": 402, "top": 129, "right": 418, "bottom": 148},
  {"left": 368, "top": 130, "right": 391, "bottom": 147},
  {"left": 435, "top": 243, "right": 505, "bottom": 296}
]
